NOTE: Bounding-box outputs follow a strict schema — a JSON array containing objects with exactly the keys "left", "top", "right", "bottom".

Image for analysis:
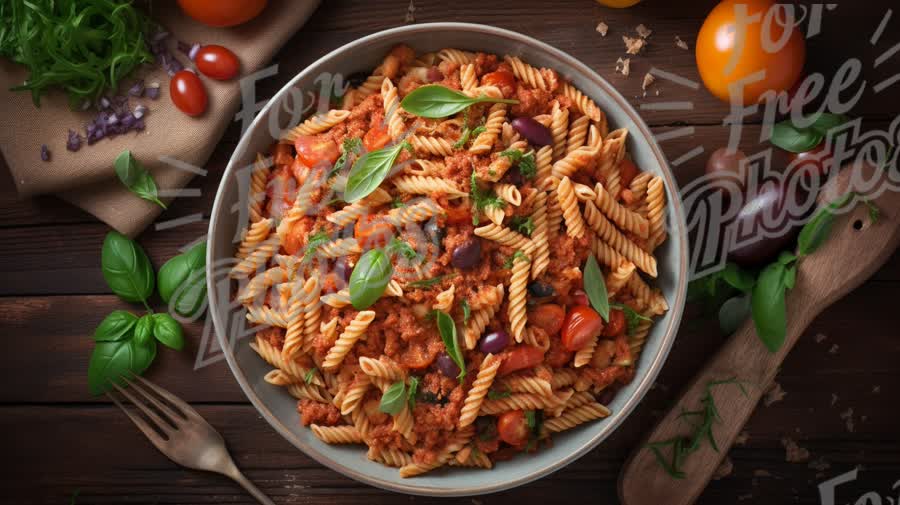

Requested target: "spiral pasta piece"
[
  {"left": 438, "top": 48, "right": 475, "bottom": 64},
  {"left": 281, "top": 109, "right": 351, "bottom": 143},
  {"left": 474, "top": 223, "right": 533, "bottom": 252},
  {"left": 483, "top": 140, "right": 527, "bottom": 182},
  {"left": 238, "top": 266, "right": 287, "bottom": 302},
  {"left": 322, "top": 311, "right": 376, "bottom": 371},
  {"left": 557, "top": 176, "right": 586, "bottom": 239},
  {"left": 543, "top": 403, "right": 611, "bottom": 433},
  {"left": 629, "top": 312, "right": 654, "bottom": 356},
  {"left": 566, "top": 114, "right": 590, "bottom": 155},
  {"left": 550, "top": 368, "right": 578, "bottom": 389},
  {"left": 549, "top": 102, "right": 569, "bottom": 161},
  {"left": 593, "top": 182, "right": 650, "bottom": 238},
  {"left": 508, "top": 253, "right": 531, "bottom": 343},
  {"left": 287, "top": 383, "right": 332, "bottom": 403},
  {"left": 282, "top": 280, "right": 307, "bottom": 359},
  {"left": 398, "top": 426, "right": 474, "bottom": 478},
  {"left": 246, "top": 304, "right": 288, "bottom": 328},
  {"left": 561, "top": 82, "right": 602, "bottom": 122},
  {"left": 405, "top": 158, "right": 444, "bottom": 177},
  {"left": 596, "top": 128, "right": 628, "bottom": 180},
  {"left": 479, "top": 392, "right": 560, "bottom": 415},
  {"left": 380, "top": 78, "right": 406, "bottom": 140},
  {"left": 340, "top": 376, "right": 370, "bottom": 415},
  {"left": 358, "top": 356, "right": 406, "bottom": 382},
  {"left": 497, "top": 374, "right": 553, "bottom": 397},
  {"left": 249, "top": 153, "right": 271, "bottom": 223},
  {"left": 463, "top": 284, "right": 504, "bottom": 350},
  {"left": 573, "top": 182, "right": 597, "bottom": 202},
  {"left": 311, "top": 425, "right": 364, "bottom": 444},
  {"left": 322, "top": 289, "right": 352, "bottom": 308},
  {"left": 385, "top": 279, "right": 404, "bottom": 297},
  {"left": 264, "top": 369, "right": 298, "bottom": 386},
  {"left": 551, "top": 145, "right": 598, "bottom": 180},
  {"left": 534, "top": 145, "right": 553, "bottom": 189},
  {"left": 433, "top": 284, "right": 455, "bottom": 312},
  {"left": 326, "top": 188, "right": 393, "bottom": 226},
  {"left": 460, "top": 63, "right": 478, "bottom": 92},
  {"left": 494, "top": 183, "right": 522, "bottom": 206},
  {"left": 590, "top": 234, "right": 627, "bottom": 269},
  {"left": 628, "top": 172, "right": 653, "bottom": 215},
  {"left": 231, "top": 235, "right": 279, "bottom": 279},
  {"left": 355, "top": 72, "right": 384, "bottom": 99},
  {"left": 459, "top": 354, "right": 501, "bottom": 427},
  {"left": 505, "top": 55, "right": 548, "bottom": 90},
  {"left": 301, "top": 277, "right": 322, "bottom": 351},
  {"left": 393, "top": 175, "right": 466, "bottom": 198},
  {"left": 483, "top": 205, "right": 506, "bottom": 226},
  {"left": 573, "top": 336, "right": 598, "bottom": 368},
  {"left": 387, "top": 199, "right": 442, "bottom": 226},
  {"left": 236, "top": 218, "right": 274, "bottom": 261},
  {"left": 470, "top": 103, "right": 506, "bottom": 155},
  {"left": 410, "top": 135, "right": 454, "bottom": 157},
  {"left": 529, "top": 190, "right": 550, "bottom": 279},
  {"left": 451, "top": 448, "right": 493, "bottom": 468},
  {"left": 626, "top": 274, "right": 668, "bottom": 315},
  {"left": 317, "top": 238, "right": 362, "bottom": 259},
  {"left": 583, "top": 200, "right": 657, "bottom": 277},
  {"left": 646, "top": 175, "right": 667, "bottom": 251},
  {"left": 546, "top": 187, "right": 563, "bottom": 241},
  {"left": 368, "top": 446, "right": 414, "bottom": 468},
  {"left": 250, "top": 336, "right": 321, "bottom": 385},
  {"left": 393, "top": 404, "right": 417, "bottom": 443},
  {"left": 606, "top": 260, "right": 636, "bottom": 299}
]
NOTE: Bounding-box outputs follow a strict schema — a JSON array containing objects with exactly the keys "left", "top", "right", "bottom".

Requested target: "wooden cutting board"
[{"left": 619, "top": 161, "right": 900, "bottom": 505}]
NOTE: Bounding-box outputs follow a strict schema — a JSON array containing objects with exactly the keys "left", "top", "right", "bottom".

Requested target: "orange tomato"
[
  {"left": 177, "top": 0, "right": 267, "bottom": 27},
  {"left": 696, "top": 0, "right": 805, "bottom": 105},
  {"left": 363, "top": 124, "right": 392, "bottom": 151},
  {"left": 293, "top": 135, "right": 340, "bottom": 167},
  {"left": 498, "top": 345, "right": 545, "bottom": 376},
  {"left": 528, "top": 304, "right": 566, "bottom": 336},
  {"left": 481, "top": 70, "right": 516, "bottom": 98},
  {"left": 496, "top": 410, "right": 529, "bottom": 446}
]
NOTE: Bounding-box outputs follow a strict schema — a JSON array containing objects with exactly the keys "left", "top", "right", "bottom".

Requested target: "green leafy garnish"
[
  {"left": 796, "top": 192, "right": 856, "bottom": 256},
  {"left": 583, "top": 255, "right": 609, "bottom": 321},
  {"left": 461, "top": 299, "right": 471, "bottom": 325},
  {"left": 387, "top": 237, "right": 418, "bottom": 261},
  {"left": 469, "top": 171, "right": 505, "bottom": 225},
  {"left": 646, "top": 378, "right": 747, "bottom": 479},
  {"left": 349, "top": 249, "right": 393, "bottom": 310},
  {"left": 391, "top": 197, "right": 407, "bottom": 208},
  {"left": 769, "top": 113, "right": 849, "bottom": 153},
  {"left": 407, "top": 273, "right": 457, "bottom": 289},
  {"left": 503, "top": 250, "right": 529, "bottom": 269},
  {"left": 101, "top": 231, "right": 155, "bottom": 308},
  {"left": 487, "top": 389, "right": 511, "bottom": 400},
  {"left": 329, "top": 137, "right": 363, "bottom": 178},
  {"left": 345, "top": 141, "right": 413, "bottom": 202},
  {"left": 0, "top": 0, "right": 156, "bottom": 107},
  {"left": 114, "top": 151, "right": 166, "bottom": 209},
  {"left": 304, "top": 367, "right": 317, "bottom": 385},
  {"left": 436, "top": 311, "right": 466, "bottom": 381},
  {"left": 157, "top": 241, "right": 206, "bottom": 317},
  {"left": 150, "top": 313, "right": 184, "bottom": 350},
  {"left": 454, "top": 124, "right": 487, "bottom": 148},
  {"left": 400, "top": 85, "right": 518, "bottom": 119},
  {"left": 379, "top": 381, "right": 407, "bottom": 415},
  {"left": 93, "top": 310, "right": 138, "bottom": 342},
  {"left": 499, "top": 149, "right": 537, "bottom": 179},
  {"left": 407, "top": 375, "right": 420, "bottom": 410},
  {"left": 301, "top": 230, "right": 331, "bottom": 262},
  {"left": 750, "top": 252, "right": 797, "bottom": 352},
  {"left": 509, "top": 216, "right": 535, "bottom": 237},
  {"left": 610, "top": 303, "right": 651, "bottom": 336}
]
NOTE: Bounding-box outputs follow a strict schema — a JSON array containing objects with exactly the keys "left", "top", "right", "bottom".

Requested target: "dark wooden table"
[{"left": 2, "top": 1, "right": 898, "bottom": 504}]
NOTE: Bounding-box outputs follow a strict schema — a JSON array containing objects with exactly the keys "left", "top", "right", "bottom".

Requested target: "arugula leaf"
[
  {"left": 583, "top": 255, "right": 610, "bottom": 321},
  {"left": 345, "top": 141, "right": 413, "bottom": 202},
  {"left": 436, "top": 311, "right": 466, "bottom": 381},
  {"left": 509, "top": 216, "right": 535, "bottom": 237},
  {"left": 400, "top": 85, "right": 519, "bottom": 118},
  {"left": 379, "top": 381, "right": 407, "bottom": 415},
  {"left": 387, "top": 237, "right": 418, "bottom": 260},
  {"left": 114, "top": 151, "right": 166, "bottom": 209}
]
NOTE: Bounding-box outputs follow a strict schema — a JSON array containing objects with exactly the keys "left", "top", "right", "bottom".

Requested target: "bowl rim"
[{"left": 207, "top": 21, "right": 688, "bottom": 497}]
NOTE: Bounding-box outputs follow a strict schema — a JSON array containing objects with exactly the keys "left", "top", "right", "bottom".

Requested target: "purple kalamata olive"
[
  {"left": 705, "top": 147, "right": 749, "bottom": 196},
  {"left": 728, "top": 179, "right": 806, "bottom": 266},
  {"left": 480, "top": 330, "right": 510, "bottom": 354},
  {"left": 435, "top": 352, "right": 460, "bottom": 378},
  {"left": 451, "top": 238, "right": 482, "bottom": 269},
  {"left": 426, "top": 66, "right": 444, "bottom": 83},
  {"left": 347, "top": 71, "right": 368, "bottom": 88},
  {"left": 527, "top": 281, "right": 555, "bottom": 297},
  {"left": 511, "top": 117, "right": 553, "bottom": 146}
]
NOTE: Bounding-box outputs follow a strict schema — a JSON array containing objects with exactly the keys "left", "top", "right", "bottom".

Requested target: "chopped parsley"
[
  {"left": 303, "top": 367, "right": 317, "bottom": 384},
  {"left": 301, "top": 230, "right": 331, "bottom": 262},
  {"left": 391, "top": 197, "right": 407, "bottom": 208},
  {"left": 611, "top": 303, "right": 652, "bottom": 336},
  {"left": 469, "top": 171, "right": 505, "bottom": 225},
  {"left": 503, "top": 250, "right": 530, "bottom": 269},
  {"left": 329, "top": 137, "right": 363, "bottom": 178},
  {"left": 407, "top": 273, "right": 457, "bottom": 288},
  {"left": 487, "top": 389, "right": 511, "bottom": 400},
  {"left": 509, "top": 216, "right": 535, "bottom": 237},
  {"left": 387, "top": 237, "right": 418, "bottom": 261},
  {"left": 407, "top": 375, "right": 420, "bottom": 410},
  {"left": 461, "top": 299, "right": 471, "bottom": 325},
  {"left": 453, "top": 124, "right": 487, "bottom": 149},
  {"left": 499, "top": 149, "right": 537, "bottom": 179}
]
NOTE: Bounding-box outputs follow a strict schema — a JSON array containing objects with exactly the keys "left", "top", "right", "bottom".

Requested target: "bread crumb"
[
  {"left": 641, "top": 73, "right": 656, "bottom": 97},
  {"left": 675, "top": 35, "right": 689, "bottom": 50},
  {"left": 596, "top": 21, "right": 609, "bottom": 37},
  {"left": 713, "top": 457, "right": 734, "bottom": 480},
  {"left": 814, "top": 333, "right": 827, "bottom": 344},
  {"left": 830, "top": 393, "right": 839, "bottom": 406},
  {"left": 735, "top": 431, "right": 750, "bottom": 445},
  {"left": 753, "top": 469, "right": 773, "bottom": 477},
  {"left": 840, "top": 408, "right": 855, "bottom": 432},
  {"left": 623, "top": 35, "right": 646, "bottom": 55},
  {"left": 828, "top": 344, "right": 839, "bottom": 354},
  {"left": 615, "top": 57, "right": 631, "bottom": 77},
  {"left": 781, "top": 437, "right": 810, "bottom": 463},
  {"left": 636, "top": 24, "right": 653, "bottom": 39},
  {"left": 404, "top": 0, "right": 416, "bottom": 23},
  {"left": 764, "top": 381, "right": 787, "bottom": 407},
  {"left": 872, "top": 385, "right": 880, "bottom": 394}
]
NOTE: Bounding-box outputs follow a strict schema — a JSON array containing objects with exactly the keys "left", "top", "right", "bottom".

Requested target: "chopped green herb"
[
  {"left": 487, "top": 389, "right": 511, "bottom": 400},
  {"left": 503, "top": 250, "right": 529, "bottom": 269},
  {"left": 453, "top": 124, "right": 487, "bottom": 149},
  {"left": 301, "top": 230, "right": 331, "bottom": 262},
  {"left": 304, "top": 367, "right": 317, "bottom": 385},
  {"left": 500, "top": 149, "right": 537, "bottom": 179},
  {"left": 407, "top": 273, "right": 457, "bottom": 288},
  {"left": 469, "top": 171, "right": 505, "bottom": 225},
  {"left": 461, "top": 299, "right": 471, "bottom": 325},
  {"left": 387, "top": 237, "right": 418, "bottom": 261},
  {"left": 611, "top": 303, "right": 652, "bottom": 335},
  {"left": 329, "top": 137, "right": 363, "bottom": 178},
  {"left": 391, "top": 197, "right": 407, "bottom": 208},
  {"left": 509, "top": 216, "right": 535, "bottom": 237},
  {"left": 407, "top": 375, "right": 420, "bottom": 410}
]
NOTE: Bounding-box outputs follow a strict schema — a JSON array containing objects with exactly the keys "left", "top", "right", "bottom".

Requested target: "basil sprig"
[
  {"left": 157, "top": 242, "right": 207, "bottom": 317},
  {"left": 379, "top": 381, "right": 407, "bottom": 415},
  {"left": 93, "top": 310, "right": 138, "bottom": 342},
  {"left": 583, "top": 255, "right": 610, "bottom": 321},
  {"left": 102, "top": 231, "right": 155, "bottom": 307},
  {"left": 400, "top": 85, "right": 519, "bottom": 118},
  {"left": 114, "top": 150, "right": 166, "bottom": 209},
  {"left": 436, "top": 311, "right": 466, "bottom": 381},
  {"left": 770, "top": 113, "right": 849, "bottom": 153},
  {"left": 349, "top": 249, "right": 393, "bottom": 309},
  {"left": 344, "top": 141, "right": 413, "bottom": 202}
]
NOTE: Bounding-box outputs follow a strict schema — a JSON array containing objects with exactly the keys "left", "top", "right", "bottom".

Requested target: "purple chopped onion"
[
  {"left": 128, "top": 80, "right": 144, "bottom": 97},
  {"left": 133, "top": 104, "right": 147, "bottom": 119},
  {"left": 146, "top": 83, "right": 160, "bottom": 100},
  {"left": 66, "top": 130, "right": 82, "bottom": 152},
  {"left": 106, "top": 113, "right": 119, "bottom": 125},
  {"left": 40, "top": 144, "right": 50, "bottom": 162},
  {"left": 99, "top": 96, "right": 111, "bottom": 109},
  {"left": 188, "top": 43, "right": 201, "bottom": 61},
  {"left": 120, "top": 113, "right": 136, "bottom": 128},
  {"left": 133, "top": 117, "right": 145, "bottom": 131}
]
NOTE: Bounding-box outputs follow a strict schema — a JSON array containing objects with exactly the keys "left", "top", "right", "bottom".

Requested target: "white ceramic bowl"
[{"left": 207, "top": 22, "right": 687, "bottom": 497}]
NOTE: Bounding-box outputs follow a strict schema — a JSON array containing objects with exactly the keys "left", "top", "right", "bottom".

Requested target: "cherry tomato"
[
  {"left": 571, "top": 289, "right": 590, "bottom": 307},
  {"left": 195, "top": 45, "right": 240, "bottom": 80},
  {"left": 617, "top": 158, "right": 640, "bottom": 189},
  {"left": 696, "top": 0, "right": 806, "bottom": 105},
  {"left": 561, "top": 305, "right": 604, "bottom": 352},
  {"left": 169, "top": 70, "right": 207, "bottom": 117},
  {"left": 528, "top": 304, "right": 566, "bottom": 336},
  {"left": 272, "top": 143, "right": 293, "bottom": 168},
  {"left": 496, "top": 410, "right": 529, "bottom": 446},
  {"left": 481, "top": 70, "right": 516, "bottom": 98},
  {"left": 498, "top": 345, "right": 545, "bottom": 376},
  {"left": 354, "top": 215, "right": 394, "bottom": 250},
  {"left": 293, "top": 135, "right": 340, "bottom": 167},
  {"left": 177, "top": 0, "right": 267, "bottom": 27},
  {"left": 363, "top": 124, "right": 392, "bottom": 151},
  {"left": 288, "top": 157, "right": 309, "bottom": 186},
  {"left": 706, "top": 147, "right": 749, "bottom": 195},
  {"left": 282, "top": 218, "right": 312, "bottom": 256},
  {"left": 603, "top": 309, "right": 626, "bottom": 337},
  {"left": 787, "top": 143, "right": 832, "bottom": 179}
]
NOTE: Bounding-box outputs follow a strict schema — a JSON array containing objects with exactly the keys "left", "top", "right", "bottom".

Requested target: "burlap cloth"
[{"left": 0, "top": 0, "right": 320, "bottom": 236}]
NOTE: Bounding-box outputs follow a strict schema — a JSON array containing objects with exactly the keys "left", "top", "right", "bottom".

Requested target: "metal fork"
[{"left": 107, "top": 375, "right": 276, "bottom": 505}]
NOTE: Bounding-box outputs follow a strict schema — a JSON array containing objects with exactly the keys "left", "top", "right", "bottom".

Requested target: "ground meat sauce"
[{"left": 236, "top": 44, "right": 668, "bottom": 474}]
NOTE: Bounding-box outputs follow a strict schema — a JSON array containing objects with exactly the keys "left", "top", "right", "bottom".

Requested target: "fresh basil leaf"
[
  {"left": 777, "top": 251, "right": 798, "bottom": 266},
  {"left": 784, "top": 264, "right": 797, "bottom": 290},
  {"left": 718, "top": 294, "right": 751, "bottom": 335},
  {"left": 345, "top": 141, "right": 412, "bottom": 202},
  {"left": 349, "top": 249, "right": 393, "bottom": 309},
  {"left": 796, "top": 192, "right": 855, "bottom": 257},
  {"left": 114, "top": 150, "right": 166, "bottom": 209},
  {"left": 751, "top": 262, "right": 789, "bottom": 352},
  {"left": 151, "top": 313, "right": 185, "bottom": 350},
  {"left": 87, "top": 336, "right": 156, "bottom": 396},
  {"left": 436, "top": 311, "right": 466, "bottom": 381},
  {"left": 808, "top": 113, "right": 850, "bottom": 136},
  {"left": 583, "top": 255, "right": 610, "bottom": 321},
  {"left": 130, "top": 336, "right": 157, "bottom": 376},
  {"left": 500, "top": 149, "right": 537, "bottom": 179},
  {"left": 158, "top": 242, "right": 207, "bottom": 317},
  {"left": 721, "top": 262, "right": 756, "bottom": 293},
  {"left": 93, "top": 310, "right": 138, "bottom": 342},
  {"left": 101, "top": 231, "right": 155, "bottom": 304},
  {"left": 407, "top": 375, "right": 420, "bottom": 410},
  {"left": 864, "top": 199, "right": 880, "bottom": 223},
  {"left": 400, "top": 85, "right": 518, "bottom": 119},
  {"left": 133, "top": 314, "right": 154, "bottom": 347},
  {"left": 379, "top": 381, "right": 407, "bottom": 415},
  {"left": 770, "top": 121, "right": 823, "bottom": 153}
]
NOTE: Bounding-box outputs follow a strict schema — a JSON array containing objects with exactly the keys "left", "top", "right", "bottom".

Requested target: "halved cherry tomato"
[
  {"left": 177, "top": 0, "right": 267, "bottom": 27},
  {"left": 571, "top": 289, "right": 590, "bottom": 307},
  {"left": 169, "top": 70, "right": 207, "bottom": 117},
  {"left": 496, "top": 410, "right": 529, "bottom": 446},
  {"left": 272, "top": 143, "right": 293, "bottom": 168},
  {"left": 363, "top": 124, "right": 392, "bottom": 151},
  {"left": 498, "top": 345, "right": 545, "bottom": 376},
  {"left": 293, "top": 135, "right": 340, "bottom": 167},
  {"left": 617, "top": 158, "right": 640, "bottom": 189},
  {"left": 195, "top": 44, "right": 240, "bottom": 80},
  {"left": 561, "top": 306, "right": 604, "bottom": 352},
  {"left": 354, "top": 214, "right": 394, "bottom": 249},
  {"left": 481, "top": 70, "right": 516, "bottom": 98},
  {"left": 603, "top": 308, "right": 626, "bottom": 337},
  {"left": 528, "top": 304, "right": 566, "bottom": 336}
]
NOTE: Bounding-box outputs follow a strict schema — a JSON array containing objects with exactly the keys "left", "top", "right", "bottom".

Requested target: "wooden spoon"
[{"left": 619, "top": 162, "right": 900, "bottom": 505}]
